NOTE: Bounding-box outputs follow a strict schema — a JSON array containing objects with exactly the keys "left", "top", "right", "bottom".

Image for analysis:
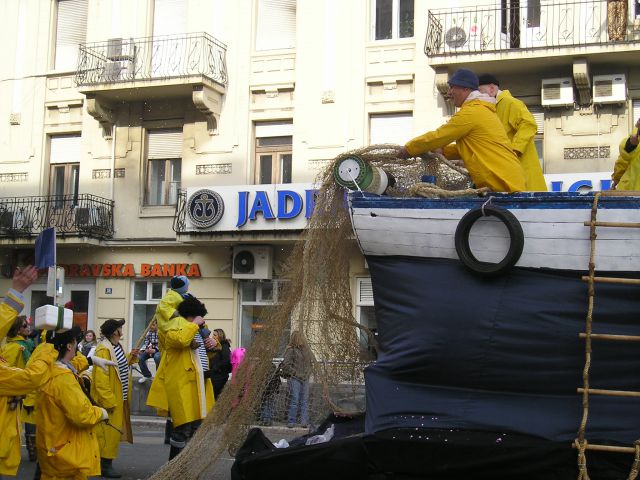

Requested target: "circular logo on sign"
[{"left": 187, "top": 189, "right": 224, "bottom": 228}]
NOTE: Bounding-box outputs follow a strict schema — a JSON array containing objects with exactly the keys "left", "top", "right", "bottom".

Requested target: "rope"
[
  {"left": 481, "top": 196, "right": 494, "bottom": 216},
  {"left": 407, "top": 183, "right": 490, "bottom": 199},
  {"left": 576, "top": 192, "right": 601, "bottom": 480}
]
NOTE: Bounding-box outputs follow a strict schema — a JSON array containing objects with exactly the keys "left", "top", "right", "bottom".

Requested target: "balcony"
[
  {"left": 425, "top": 1, "right": 640, "bottom": 71},
  {"left": 0, "top": 194, "right": 114, "bottom": 240},
  {"left": 75, "top": 33, "right": 228, "bottom": 135}
]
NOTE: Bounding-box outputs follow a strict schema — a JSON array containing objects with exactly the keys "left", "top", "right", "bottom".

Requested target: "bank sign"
[
  {"left": 185, "top": 183, "right": 316, "bottom": 232},
  {"left": 185, "top": 174, "right": 614, "bottom": 232}
]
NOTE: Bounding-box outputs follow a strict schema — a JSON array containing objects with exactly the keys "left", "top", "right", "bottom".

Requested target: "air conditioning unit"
[
  {"left": 593, "top": 74, "right": 627, "bottom": 104},
  {"left": 0, "top": 209, "right": 30, "bottom": 233},
  {"left": 444, "top": 26, "right": 480, "bottom": 50},
  {"left": 75, "top": 207, "right": 109, "bottom": 235},
  {"left": 541, "top": 78, "right": 574, "bottom": 107},
  {"left": 232, "top": 246, "right": 273, "bottom": 280},
  {"left": 102, "top": 38, "right": 134, "bottom": 81}
]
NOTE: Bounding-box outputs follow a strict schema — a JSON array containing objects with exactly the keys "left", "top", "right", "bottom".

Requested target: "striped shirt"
[
  {"left": 113, "top": 343, "right": 129, "bottom": 400},
  {"left": 193, "top": 332, "right": 209, "bottom": 372}
]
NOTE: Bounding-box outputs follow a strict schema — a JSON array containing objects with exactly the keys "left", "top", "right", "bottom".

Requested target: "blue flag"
[{"left": 35, "top": 228, "right": 56, "bottom": 269}]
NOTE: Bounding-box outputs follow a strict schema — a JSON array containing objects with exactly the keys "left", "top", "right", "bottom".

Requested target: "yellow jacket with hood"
[
  {"left": 147, "top": 290, "right": 214, "bottom": 427},
  {"left": 405, "top": 98, "right": 526, "bottom": 192},
  {"left": 495, "top": 90, "right": 547, "bottom": 191},
  {"left": 36, "top": 360, "right": 103, "bottom": 479},
  {"left": 91, "top": 339, "right": 133, "bottom": 459},
  {"left": 1, "top": 334, "right": 38, "bottom": 423},
  {"left": 0, "top": 342, "right": 58, "bottom": 475},
  {"left": 612, "top": 128, "right": 640, "bottom": 191}
]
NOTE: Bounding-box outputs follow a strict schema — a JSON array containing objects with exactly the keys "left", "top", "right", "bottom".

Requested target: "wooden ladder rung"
[
  {"left": 577, "top": 388, "right": 640, "bottom": 398},
  {"left": 583, "top": 221, "right": 640, "bottom": 228},
  {"left": 579, "top": 333, "right": 640, "bottom": 341},
  {"left": 581, "top": 276, "right": 640, "bottom": 285},
  {"left": 573, "top": 441, "right": 637, "bottom": 453}
]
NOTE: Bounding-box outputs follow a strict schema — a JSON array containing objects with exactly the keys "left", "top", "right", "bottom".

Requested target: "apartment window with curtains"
[
  {"left": 255, "top": 0, "right": 296, "bottom": 50},
  {"left": 371, "top": 0, "right": 414, "bottom": 40},
  {"left": 145, "top": 129, "right": 182, "bottom": 206},
  {"left": 54, "top": 0, "right": 88, "bottom": 71},
  {"left": 49, "top": 134, "right": 81, "bottom": 208},
  {"left": 255, "top": 121, "right": 293, "bottom": 184},
  {"left": 369, "top": 112, "right": 413, "bottom": 145}
]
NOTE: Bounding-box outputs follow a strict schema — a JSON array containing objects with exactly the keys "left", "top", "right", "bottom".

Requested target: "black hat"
[
  {"left": 100, "top": 319, "right": 125, "bottom": 337},
  {"left": 46, "top": 325, "right": 83, "bottom": 349},
  {"left": 478, "top": 74, "right": 500, "bottom": 87}
]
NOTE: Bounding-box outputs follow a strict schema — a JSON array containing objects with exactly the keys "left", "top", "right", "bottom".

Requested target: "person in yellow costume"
[
  {"left": 38, "top": 326, "right": 108, "bottom": 480},
  {"left": 478, "top": 74, "right": 547, "bottom": 191},
  {"left": 398, "top": 69, "right": 525, "bottom": 193},
  {"left": 91, "top": 319, "right": 135, "bottom": 478},
  {"left": 0, "top": 315, "right": 38, "bottom": 461},
  {"left": 611, "top": 117, "right": 640, "bottom": 190},
  {"left": 147, "top": 276, "right": 214, "bottom": 460}
]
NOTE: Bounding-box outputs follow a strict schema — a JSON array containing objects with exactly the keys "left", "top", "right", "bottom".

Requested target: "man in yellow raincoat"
[
  {"left": 147, "top": 277, "right": 214, "bottom": 460},
  {"left": 611, "top": 117, "right": 640, "bottom": 190},
  {"left": 91, "top": 319, "right": 134, "bottom": 478},
  {"left": 38, "top": 326, "right": 108, "bottom": 480},
  {"left": 478, "top": 74, "right": 547, "bottom": 191},
  {"left": 398, "top": 69, "right": 525, "bottom": 193}
]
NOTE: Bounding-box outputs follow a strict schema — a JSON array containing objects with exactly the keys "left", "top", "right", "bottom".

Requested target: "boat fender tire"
[{"left": 454, "top": 205, "right": 524, "bottom": 277}]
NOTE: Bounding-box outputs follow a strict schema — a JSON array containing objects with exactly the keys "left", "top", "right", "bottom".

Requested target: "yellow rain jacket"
[
  {"left": 0, "top": 343, "right": 57, "bottom": 475},
  {"left": 612, "top": 128, "right": 640, "bottom": 191},
  {"left": 36, "top": 361, "right": 103, "bottom": 479},
  {"left": 0, "top": 335, "right": 37, "bottom": 424},
  {"left": 91, "top": 340, "right": 133, "bottom": 459},
  {"left": 147, "top": 291, "right": 214, "bottom": 427},
  {"left": 495, "top": 90, "right": 547, "bottom": 191},
  {"left": 405, "top": 99, "right": 526, "bottom": 192},
  {"left": 0, "top": 289, "right": 26, "bottom": 340}
]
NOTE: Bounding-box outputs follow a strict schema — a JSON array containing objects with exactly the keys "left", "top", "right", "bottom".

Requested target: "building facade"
[{"left": 0, "top": 0, "right": 638, "bottom": 352}]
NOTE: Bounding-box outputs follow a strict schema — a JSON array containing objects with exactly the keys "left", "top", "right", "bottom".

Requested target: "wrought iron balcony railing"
[
  {"left": 75, "top": 33, "right": 228, "bottom": 87},
  {"left": 0, "top": 194, "right": 114, "bottom": 240},
  {"left": 425, "top": 0, "right": 640, "bottom": 57},
  {"left": 173, "top": 190, "right": 187, "bottom": 234}
]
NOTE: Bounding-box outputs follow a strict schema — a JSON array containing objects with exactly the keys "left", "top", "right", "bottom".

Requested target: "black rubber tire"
[{"left": 454, "top": 205, "right": 524, "bottom": 277}]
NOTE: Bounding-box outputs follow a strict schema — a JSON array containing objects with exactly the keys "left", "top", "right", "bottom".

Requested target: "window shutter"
[
  {"left": 50, "top": 134, "right": 81, "bottom": 164},
  {"left": 55, "top": 0, "right": 88, "bottom": 70},
  {"left": 147, "top": 130, "right": 183, "bottom": 159},
  {"left": 633, "top": 100, "right": 640, "bottom": 125},
  {"left": 529, "top": 106, "right": 544, "bottom": 134},
  {"left": 255, "top": 0, "right": 296, "bottom": 51},
  {"left": 370, "top": 112, "right": 413, "bottom": 145},
  {"left": 153, "top": 0, "right": 188, "bottom": 36},
  {"left": 358, "top": 278, "right": 374, "bottom": 305}
]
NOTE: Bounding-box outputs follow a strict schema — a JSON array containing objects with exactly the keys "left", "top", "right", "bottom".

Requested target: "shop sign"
[
  {"left": 185, "top": 183, "right": 317, "bottom": 232},
  {"left": 544, "top": 172, "right": 612, "bottom": 192},
  {"left": 58, "top": 263, "right": 202, "bottom": 278}
]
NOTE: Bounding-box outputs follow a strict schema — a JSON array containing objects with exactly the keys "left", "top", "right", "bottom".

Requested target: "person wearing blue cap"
[{"left": 398, "top": 68, "right": 525, "bottom": 192}]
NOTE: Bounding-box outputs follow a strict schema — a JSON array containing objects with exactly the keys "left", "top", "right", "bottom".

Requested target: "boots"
[
  {"left": 169, "top": 445, "right": 183, "bottom": 461},
  {"left": 164, "top": 418, "right": 173, "bottom": 445},
  {"left": 26, "top": 434, "right": 37, "bottom": 462},
  {"left": 100, "top": 458, "right": 122, "bottom": 478}
]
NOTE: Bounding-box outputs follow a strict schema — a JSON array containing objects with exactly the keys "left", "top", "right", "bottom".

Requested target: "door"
[
  {"left": 152, "top": 0, "right": 188, "bottom": 78},
  {"left": 24, "top": 282, "right": 96, "bottom": 333},
  {"left": 520, "top": 0, "right": 544, "bottom": 47}
]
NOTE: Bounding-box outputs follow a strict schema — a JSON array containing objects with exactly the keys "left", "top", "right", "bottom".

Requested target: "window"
[
  {"left": 255, "top": 0, "right": 296, "bottom": 51},
  {"left": 369, "top": 112, "right": 413, "bottom": 145},
  {"left": 239, "top": 280, "right": 289, "bottom": 354},
  {"left": 529, "top": 106, "right": 544, "bottom": 169},
  {"left": 131, "top": 280, "right": 167, "bottom": 351},
  {"left": 255, "top": 121, "right": 293, "bottom": 184},
  {"left": 633, "top": 99, "right": 640, "bottom": 123},
  {"left": 356, "top": 278, "right": 377, "bottom": 354},
  {"left": 145, "top": 129, "right": 182, "bottom": 206},
  {"left": 526, "top": 0, "right": 541, "bottom": 28},
  {"left": 49, "top": 134, "right": 81, "bottom": 208},
  {"left": 372, "top": 0, "right": 414, "bottom": 40},
  {"left": 54, "top": 0, "right": 88, "bottom": 70}
]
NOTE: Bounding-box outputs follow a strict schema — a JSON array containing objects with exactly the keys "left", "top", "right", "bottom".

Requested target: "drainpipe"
[{"left": 110, "top": 123, "right": 117, "bottom": 218}]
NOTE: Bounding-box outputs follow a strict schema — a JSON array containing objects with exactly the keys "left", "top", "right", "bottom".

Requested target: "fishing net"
[{"left": 147, "top": 145, "right": 475, "bottom": 480}]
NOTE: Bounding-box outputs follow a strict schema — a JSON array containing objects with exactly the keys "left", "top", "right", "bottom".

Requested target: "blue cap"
[
  {"left": 170, "top": 275, "right": 189, "bottom": 295},
  {"left": 448, "top": 69, "right": 479, "bottom": 90}
]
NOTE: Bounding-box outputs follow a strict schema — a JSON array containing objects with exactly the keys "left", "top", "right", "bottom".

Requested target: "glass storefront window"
[
  {"left": 131, "top": 280, "right": 167, "bottom": 350},
  {"left": 240, "top": 280, "right": 289, "bottom": 355}
]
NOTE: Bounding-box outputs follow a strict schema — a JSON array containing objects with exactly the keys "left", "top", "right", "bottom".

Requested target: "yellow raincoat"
[
  {"left": 405, "top": 99, "right": 526, "bottom": 192},
  {"left": 612, "top": 128, "right": 640, "bottom": 191},
  {"left": 0, "top": 343, "right": 57, "bottom": 475},
  {"left": 147, "top": 291, "right": 214, "bottom": 427},
  {"left": 36, "top": 361, "right": 104, "bottom": 479},
  {"left": 0, "top": 335, "right": 37, "bottom": 423},
  {"left": 495, "top": 90, "right": 547, "bottom": 191},
  {"left": 91, "top": 340, "right": 133, "bottom": 460},
  {"left": 0, "top": 289, "right": 25, "bottom": 340}
]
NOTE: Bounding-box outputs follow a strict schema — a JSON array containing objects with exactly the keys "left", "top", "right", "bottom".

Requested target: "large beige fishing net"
[{"left": 148, "top": 145, "right": 476, "bottom": 480}]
